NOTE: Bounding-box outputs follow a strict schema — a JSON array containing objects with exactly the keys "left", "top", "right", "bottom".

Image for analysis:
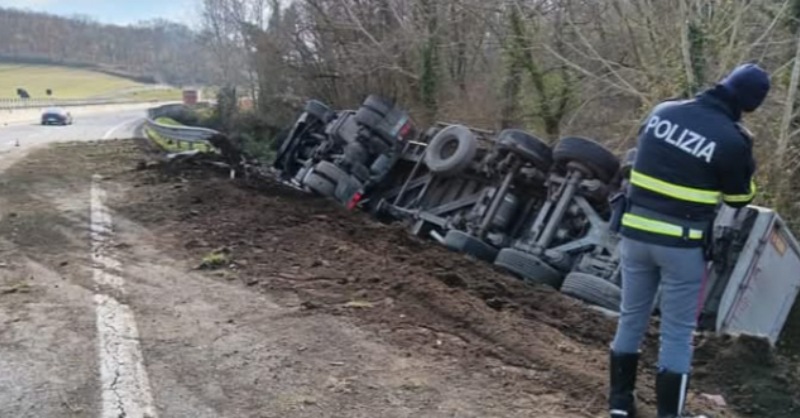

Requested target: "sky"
[{"left": 0, "top": 0, "right": 200, "bottom": 27}]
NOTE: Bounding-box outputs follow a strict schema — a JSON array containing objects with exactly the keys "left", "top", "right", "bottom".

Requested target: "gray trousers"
[{"left": 611, "top": 237, "right": 707, "bottom": 374}]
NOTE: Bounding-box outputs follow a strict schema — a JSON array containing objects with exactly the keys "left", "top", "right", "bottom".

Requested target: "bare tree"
[{"left": 200, "top": 0, "right": 800, "bottom": 224}]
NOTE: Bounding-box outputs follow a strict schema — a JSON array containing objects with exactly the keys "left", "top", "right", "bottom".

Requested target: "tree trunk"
[
  {"left": 679, "top": 0, "right": 697, "bottom": 94},
  {"left": 775, "top": 28, "right": 800, "bottom": 211}
]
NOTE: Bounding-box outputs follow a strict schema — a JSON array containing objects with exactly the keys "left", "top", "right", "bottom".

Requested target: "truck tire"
[
  {"left": 314, "top": 161, "right": 349, "bottom": 185},
  {"left": 304, "top": 172, "right": 336, "bottom": 197},
  {"left": 355, "top": 106, "right": 383, "bottom": 130},
  {"left": 553, "top": 136, "right": 620, "bottom": 183},
  {"left": 305, "top": 100, "right": 333, "bottom": 123},
  {"left": 494, "top": 248, "right": 564, "bottom": 289},
  {"left": 362, "top": 95, "right": 393, "bottom": 116},
  {"left": 561, "top": 272, "right": 622, "bottom": 311},
  {"left": 497, "top": 129, "right": 553, "bottom": 170},
  {"left": 424, "top": 125, "right": 478, "bottom": 176},
  {"left": 444, "top": 230, "right": 499, "bottom": 262},
  {"left": 355, "top": 107, "right": 395, "bottom": 149}
]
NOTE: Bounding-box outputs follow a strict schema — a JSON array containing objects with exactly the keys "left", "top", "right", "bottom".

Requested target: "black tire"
[
  {"left": 561, "top": 272, "right": 622, "bottom": 311},
  {"left": 444, "top": 230, "right": 499, "bottom": 262},
  {"left": 424, "top": 125, "right": 478, "bottom": 176},
  {"left": 304, "top": 100, "right": 333, "bottom": 123},
  {"left": 354, "top": 106, "right": 384, "bottom": 132},
  {"left": 553, "top": 136, "right": 620, "bottom": 183},
  {"left": 497, "top": 129, "right": 553, "bottom": 170},
  {"left": 314, "top": 161, "right": 349, "bottom": 184},
  {"left": 354, "top": 107, "right": 394, "bottom": 149},
  {"left": 494, "top": 248, "right": 564, "bottom": 289},
  {"left": 362, "top": 95, "right": 393, "bottom": 116},
  {"left": 304, "top": 172, "right": 336, "bottom": 197}
]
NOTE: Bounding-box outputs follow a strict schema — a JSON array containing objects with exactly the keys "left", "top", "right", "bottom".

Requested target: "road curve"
[{"left": 0, "top": 108, "right": 146, "bottom": 172}]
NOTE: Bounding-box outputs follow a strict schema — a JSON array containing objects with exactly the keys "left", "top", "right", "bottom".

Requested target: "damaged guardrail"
[{"left": 143, "top": 104, "right": 218, "bottom": 152}]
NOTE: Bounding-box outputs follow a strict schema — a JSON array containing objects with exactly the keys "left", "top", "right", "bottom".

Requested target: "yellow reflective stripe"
[
  {"left": 723, "top": 179, "right": 757, "bottom": 203},
  {"left": 621, "top": 213, "right": 704, "bottom": 240},
  {"left": 630, "top": 170, "right": 720, "bottom": 205}
]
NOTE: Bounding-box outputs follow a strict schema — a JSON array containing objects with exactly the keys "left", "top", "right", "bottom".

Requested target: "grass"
[
  {"left": 199, "top": 249, "right": 230, "bottom": 270},
  {"left": 124, "top": 88, "right": 183, "bottom": 102},
  {"left": 155, "top": 117, "right": 183, "bottom": 126},
  {"left": 0, "top": 64, "right": 148, "bottom": 99}
]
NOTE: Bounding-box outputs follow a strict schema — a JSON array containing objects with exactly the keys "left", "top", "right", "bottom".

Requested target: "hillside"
[
  {"left": 0, "top": 64, "right": 183, "bottom": 100},
  {"left": 0, "top": 7, "right": 213, "bottom": 86}
]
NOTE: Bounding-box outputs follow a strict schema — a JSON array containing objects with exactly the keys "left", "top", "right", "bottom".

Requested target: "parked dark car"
[{"left": 41, "top": 107, "right": 73, "bottom": 125}]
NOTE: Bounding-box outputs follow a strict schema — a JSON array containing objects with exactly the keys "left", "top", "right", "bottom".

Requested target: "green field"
[
  {"left": 155, "top": 116, "right": 183, "bottom": 126},
  {"left": 0, "top": 64, "right": 148, "bottom": 99},
  {"left": 124, "top": 88, "right": 183, "bottom": 102}
]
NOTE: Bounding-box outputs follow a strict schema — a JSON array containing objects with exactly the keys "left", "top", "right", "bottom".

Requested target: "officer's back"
[{"left": 622, "top": 69, "right": 764, "bottom": 247}]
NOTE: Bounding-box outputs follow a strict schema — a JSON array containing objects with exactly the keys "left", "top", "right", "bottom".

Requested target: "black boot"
[
  {"left": 656, "top": 370, "right": 709, "bottom": 418},
  {"left": 609, "top": 351, "right": 639, "bottom": 418}
]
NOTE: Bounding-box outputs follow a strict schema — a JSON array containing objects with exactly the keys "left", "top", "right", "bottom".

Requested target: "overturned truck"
[
  {"left": 271, "top": 97, "right": 800, "bottom": 346},
  {"left": 273, "top": 96, "right": 416, "bottom": 207}
]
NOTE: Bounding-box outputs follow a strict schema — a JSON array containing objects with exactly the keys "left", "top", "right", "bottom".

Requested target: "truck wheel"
[
  {"left": 355, "top": 106, "right": 383, "bottom": 130},
  {"left": 494, "top": 248, "right": 564, "bottom": 289},
  {"left": 355, "top": 107, "right": 395, "bottom": 149},
  {"left": 314, "top": 161, "right": 349, "bottom": 184},
  {"left": 362, "top": 95, "right": 393, "bottom": 116},
  {"left": 561, "top": 272, "right": 622, "bottom": 311},
  {"left": 444, "top": 230, "right": 499, "bottom": 262},
  {"left": 424, "top": 125, "right": 478, "bottom": 176},
  {"left": 304, "top": 172, "right": 336, "bottom": 197},
  {"left": 305, "top": 100, "right": 334, "bottom": 123},
  {"left": 497, "top": 129, "right": 553, "bottom": 170},
  {"left": 553, "top": 136, "right": 620, "bottom": 183}
]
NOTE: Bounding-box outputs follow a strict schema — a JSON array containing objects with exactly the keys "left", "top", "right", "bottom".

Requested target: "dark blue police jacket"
[{"left": 621, "top": 86, "right": 757, "bottom": 247}]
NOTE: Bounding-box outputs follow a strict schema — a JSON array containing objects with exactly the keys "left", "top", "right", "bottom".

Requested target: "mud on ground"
[
  {"left": 110, "top": 138, "right": 800, "bottom": 418},
  {"left": 4, "top": 139, "right": 796, "bottom": 417}
]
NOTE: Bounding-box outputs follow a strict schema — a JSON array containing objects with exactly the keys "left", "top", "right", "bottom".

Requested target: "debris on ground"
[
  {"left": 1, "top": 281, "right": 31, "bottom": 295},
  {"left": 109, "top": 140, "right": 800, "bottom": 418},
  {"left": 198, "top": 248, "right": 231, "bottom": 270}
]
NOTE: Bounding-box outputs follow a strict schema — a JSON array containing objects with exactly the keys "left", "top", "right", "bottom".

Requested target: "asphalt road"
[
  {"left": 0, "top": 108, "right": 145, "bottom": 166},
  {"left": 0, "top": 109, "right": 602, "bottom": 418}
]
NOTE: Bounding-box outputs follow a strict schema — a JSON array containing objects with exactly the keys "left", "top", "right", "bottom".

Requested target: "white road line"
[
  {"left": 102, "top": 117, "right": 143, "bottom": 140},
  {"left": 91, "top": 174, "right": 157, "bottom": 418}
]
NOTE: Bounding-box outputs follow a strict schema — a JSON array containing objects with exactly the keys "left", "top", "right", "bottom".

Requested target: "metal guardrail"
[
  {"left": 143, "top": 104, "right": 219, "bottom": 152},
  {"left": 0, "top": 97, "right": 152, "bottom": 110}
]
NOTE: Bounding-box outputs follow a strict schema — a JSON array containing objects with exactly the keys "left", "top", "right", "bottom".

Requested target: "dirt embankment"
[{"left": 114, "top": 139, "right": 800, "bottom": 417}]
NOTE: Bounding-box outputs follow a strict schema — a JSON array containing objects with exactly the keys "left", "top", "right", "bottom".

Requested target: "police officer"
[{"left": 607, "top": 63, "right": 770, "bottom": 418}]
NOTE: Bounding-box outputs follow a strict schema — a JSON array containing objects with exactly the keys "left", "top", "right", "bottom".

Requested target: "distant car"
[{"left": 41, "top": 107, "right": 73, "bottom": 125}]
